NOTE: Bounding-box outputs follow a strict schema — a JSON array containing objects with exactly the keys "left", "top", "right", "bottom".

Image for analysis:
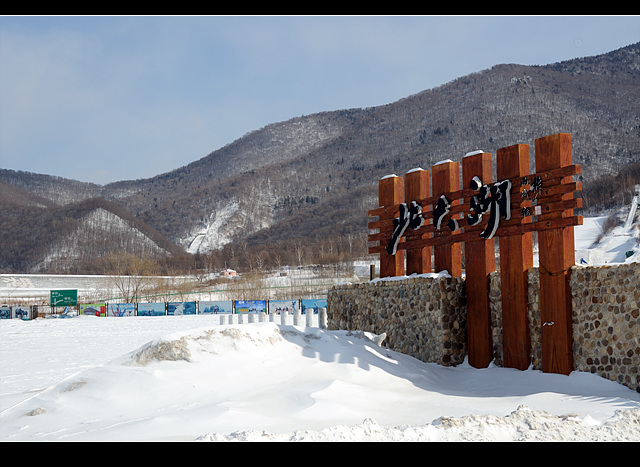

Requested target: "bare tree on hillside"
[{"left": 105, "top": 253, "right": 159, "bottom": 302}]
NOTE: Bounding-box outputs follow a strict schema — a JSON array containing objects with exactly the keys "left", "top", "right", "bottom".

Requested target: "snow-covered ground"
[
  {"left": 1, "top": 210, "right": 639, "bottom": 441},
  {"left": 574, "top": 195, "right": 640, "bottom": 265},
  {"left": 575, "top": 216, "right": 640, "bottom": 265},
  {"left": 1, "top": 315, "right": 640, "bottom": 441}
]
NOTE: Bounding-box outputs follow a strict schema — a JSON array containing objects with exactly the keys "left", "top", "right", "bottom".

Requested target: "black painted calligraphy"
[
  {"left": 433, "top": 195, "right": 450, "bottom": 230},
  {"left": 467, "top": 184, "right": 491, "bottom": 226},
  {"left": 388, "top": 176, "right": 516, "bottom": 256},
  {"left": 386, "top": 201, "right": 425, "bottom": 255},
  {"left": 466, "top": 178, "right": 512, "bottom": 239},
  {"left": 520, "top": 175, "right": 543, "bottom": 218},
  {"left": 479, "top": 180, "right": 512, "bottom": 239},
  {"left": 521, "top": 176, "right": 542, "bottom": 200}
]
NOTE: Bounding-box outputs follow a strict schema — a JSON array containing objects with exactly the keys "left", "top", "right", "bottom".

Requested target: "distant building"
[{"left": 220, "top": 269, "right": 237, "bottom": 277}]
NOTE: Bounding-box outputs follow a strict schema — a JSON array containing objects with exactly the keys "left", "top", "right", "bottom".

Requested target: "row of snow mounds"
[{"left": 198, "top": 406, "right": 640, "bottom": 441}]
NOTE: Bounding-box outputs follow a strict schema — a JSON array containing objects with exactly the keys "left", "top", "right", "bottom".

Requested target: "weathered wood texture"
[
  {"left": 378, "top": 175, "right": 404, "bottom": 278},
  {"left": 404, "top": 169, "right": 431, "bottom": 275},
  {"left": 462, "top": 152, "right": 495, "bottom": 369},
  {"left": 497, "top": 144, "right": 534, "bottom": 371},
  {"left": 534, "top": 133, "right": 575, "bottom": 375}
]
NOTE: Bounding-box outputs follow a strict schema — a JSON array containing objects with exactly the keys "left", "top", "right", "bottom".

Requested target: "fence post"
[
  {"left": 294, "top": 308, "right": 301, "bottom": 326},
  {"left": 319, "top": 308, "right": 327, "bottom": 329},
  {"left": 462, "top": 152, "right": 496, "bottom": 368},
  {"left": 306, "top": 309, "right": 313, "bottom": 327},
  {"left": 497, "top": 144, "right": 534, "bottom": 370},
  {"left": 431, "top": 161, "right": 462, "bottom": 277},
  {"left": 404, "top": 168, "right": 431, "bottom": 275},
  {"left": 535, "top": 133, "right": 575, "bottom": 375},
  {"left": 379, "top": 175, "right": 405, "bottom": 278}
]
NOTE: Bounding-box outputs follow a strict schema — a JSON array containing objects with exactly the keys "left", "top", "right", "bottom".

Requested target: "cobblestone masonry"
[
  {"left": 327, "top": 275, "right": 467, "bottom": 367},
  {"left": 488, "top": 269, "right": 542, "bottom": 370},
  {"left": 570, "top": 263, "right": 640, "bottom": 391},
  {"left": 327, "top": 262, "right": 640, "bottom": 392}
]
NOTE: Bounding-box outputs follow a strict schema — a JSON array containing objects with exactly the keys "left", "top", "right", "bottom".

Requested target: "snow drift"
[{"left": 2, "top": 317, "right": 640, "bottom": 441}]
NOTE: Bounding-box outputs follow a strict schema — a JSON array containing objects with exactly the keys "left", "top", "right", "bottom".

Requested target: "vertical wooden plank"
[
  {"left": 431, "top": 161, "right": 462, "bottom": 277},
  {"left": 462, "top": 152, "right": 496, "bottom": 368},
  {"left": 404, "top": 168, "right": 431, "bottom": 275},
  {"left": 379, "top": 175, "right": 405, "bottom": 278},
  {"left": 534, "top": 133, "right": 575, "bottom": 375},
  {"left": 497, "top": 144, "right": 534, "bottom": 370}
]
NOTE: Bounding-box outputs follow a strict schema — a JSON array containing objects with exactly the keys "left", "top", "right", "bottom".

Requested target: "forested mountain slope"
[{"left": 1, "top": 42, "right": 639, "bottom": 273}]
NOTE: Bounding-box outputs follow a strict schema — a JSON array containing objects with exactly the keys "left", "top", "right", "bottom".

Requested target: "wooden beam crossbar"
[
  {"left": 368, "top": 165, "right": 582, "bottom": 254},
  {"left": 368, "top": 164, "right": 580, "bottom": 220}
]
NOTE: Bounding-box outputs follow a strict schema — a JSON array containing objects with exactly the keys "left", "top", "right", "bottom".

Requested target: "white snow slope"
[{"left": 1, "top": 213, "right": 640, "bottom": 442}]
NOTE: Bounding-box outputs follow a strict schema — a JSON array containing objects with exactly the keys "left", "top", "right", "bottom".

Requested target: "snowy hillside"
[
  {"left": 183, "top": 201, "right": 241, "bottom": 253},
  {"left": 575, "top": 196, "right": 640, "bottom": 265},
  {"left": 39, "top": 208, "right": 170, "bottom": 271}
]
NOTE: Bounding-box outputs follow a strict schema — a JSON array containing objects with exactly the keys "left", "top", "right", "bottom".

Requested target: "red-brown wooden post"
[
  {"left": 497, "top": 144, "right": 534, "bottom": 370},
  {"left": 404, "top": 168, "right": 431, "bottom": 275},
  {"left": 431, "top": 161, "right": 462, "bottom": 277},
  {"left": 462, "top": 152, "right": 496, "bottom": 368},
  {"left": 534, "top": 133, "right": 575, "bottom": 375},
  {"left": 379, "top": 175, "right": 405, "bottom": 278}
]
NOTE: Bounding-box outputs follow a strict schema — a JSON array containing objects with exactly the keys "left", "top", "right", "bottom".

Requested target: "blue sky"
[{"left": 1, "top": 15, "right": 639, "bottom": 184}]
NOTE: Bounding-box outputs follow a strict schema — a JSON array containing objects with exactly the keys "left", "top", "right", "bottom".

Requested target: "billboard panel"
[
  {"left": 80, "top": 303, "right": 106, "bottom": 317},
  {"left": 0, "top": 306, "right": 10, "bottom": 319},
  {"left": 11, "top": 306, "right": 32, "bottom": 320},
  {"left": 167, "top": 302, "right": 196, "bottom": 316},
  {"left": 301, "top": 299, "right": 327, "bottom": 314},
  {"left": 199, "top": 300, "right": 233, "bottom": 314},
  {"left": 107, "top": 303, "right": 135, "bottom": 317},
  {"left": 268, "top": 300, "right": 298, "bottom": 314},
  {"left": 137, "top": 303, "right": 165, "bottom": 316},
  {"left": 234, "top": 300, "right": 266, "bottom": 314}
]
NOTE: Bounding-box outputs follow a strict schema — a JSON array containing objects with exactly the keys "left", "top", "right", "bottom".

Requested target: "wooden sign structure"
[{"left": 368, "top": 133, "right": 582, "bottom": 375}]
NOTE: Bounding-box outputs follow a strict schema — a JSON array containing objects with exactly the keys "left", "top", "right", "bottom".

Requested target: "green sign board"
[{"left": 50, "top": 289, "right": 78, "bottom": 307}]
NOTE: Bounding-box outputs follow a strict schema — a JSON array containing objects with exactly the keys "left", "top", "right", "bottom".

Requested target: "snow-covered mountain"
[{"left": 2, "top": 43, "right": 639, "bottom": 273}]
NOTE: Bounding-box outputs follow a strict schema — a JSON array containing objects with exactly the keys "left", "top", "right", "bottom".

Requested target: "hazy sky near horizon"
[{"left": 1, "top": 15, "right": 639, "bottom": 184}]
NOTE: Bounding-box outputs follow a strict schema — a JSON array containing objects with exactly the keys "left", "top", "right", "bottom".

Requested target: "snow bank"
[{"left": 2, "top": 317, "right": 640, "bottom": 441}]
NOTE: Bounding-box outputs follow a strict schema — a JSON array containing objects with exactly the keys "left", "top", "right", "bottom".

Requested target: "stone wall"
[
  {"left": 327, "top": 274, "right": 467, "bottom": 367},
  {"left": 570, "top": 263, "right": 640, "bottom": 391},
  {"left": 488, "top": 269, "right": 542, "bottom": 369},
  {"left": 327, "top": 262, "right": 640, "bottom": 392}
]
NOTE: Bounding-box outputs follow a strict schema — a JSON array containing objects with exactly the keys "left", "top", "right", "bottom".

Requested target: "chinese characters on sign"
[
  {"left": 386, "top": 201, "right": 424, "bottom": 255},
  {"left": 386, "top": 175, "right": 516, "bottom": 254},
  {"left": 372, "top": 162, "right": 581, "bottom": 259},
  {"left": 520, "top": 175, "right": 542, "bottom": 217}
]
